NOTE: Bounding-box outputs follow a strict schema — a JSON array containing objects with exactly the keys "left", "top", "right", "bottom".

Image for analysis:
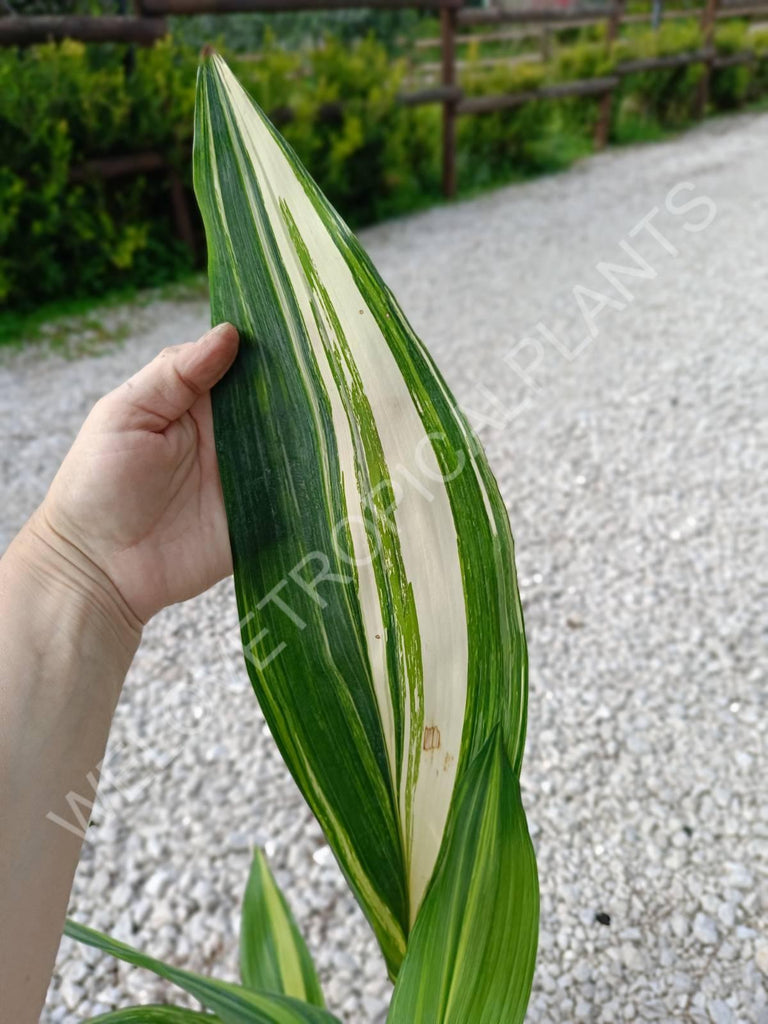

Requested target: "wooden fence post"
[
  {"left": 540, "top": 26, "right": 552, "bottom": 62},
  {"left": 169, "top": 169, "right": 198, "bottom": 260},
  {"left": 696, "top": 0, "right": 719, "bottom": 117},
  {"left": 441, "top": 2, "right": 458, "bottom": 199},
  {"left": 134, "top": 0, "right": 198, "bottom": 260},
  {"left": 594, "top": 0, "right": 625, "bottom": 149}
]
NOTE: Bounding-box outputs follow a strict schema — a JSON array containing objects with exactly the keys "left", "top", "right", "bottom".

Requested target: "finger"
[{"left": 110, "top": 323, "right": 239, "bottom": 431}]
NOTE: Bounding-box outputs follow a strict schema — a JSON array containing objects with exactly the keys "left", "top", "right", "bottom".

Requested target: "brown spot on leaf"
[
  {"left": 423, "top": 726, "right": 441, "bottom": 751},
  {"left": 443, "top": 752, "right": 455, "bottom": 773}
]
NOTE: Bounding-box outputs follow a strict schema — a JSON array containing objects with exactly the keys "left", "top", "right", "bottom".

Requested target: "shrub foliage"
[{"left": 1, "top": 24, "right": 765, "bottom": 310}]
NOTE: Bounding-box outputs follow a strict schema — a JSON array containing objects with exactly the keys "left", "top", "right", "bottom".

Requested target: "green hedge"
[
  {"left": 0, "top": 39, "right": 199, "bottom": 308},
  {"left": 2, "top": 24, "right": 766, "bottom": 311}
]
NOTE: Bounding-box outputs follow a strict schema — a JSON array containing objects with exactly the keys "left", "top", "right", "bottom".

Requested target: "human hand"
[
  {"left": 30, "top": 323, "right": 239, "bottom": 632},
  {"left": 0, "top": 324, "right": 239, "bottom": 1022}
]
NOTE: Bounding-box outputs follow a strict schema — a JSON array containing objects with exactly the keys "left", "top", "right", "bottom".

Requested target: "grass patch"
[{"left": 0, "top": 274, "right": 209, "bottom": 351}]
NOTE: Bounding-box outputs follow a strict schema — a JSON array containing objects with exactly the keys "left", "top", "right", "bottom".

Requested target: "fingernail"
[{"left": 203, "top": 322, "right": 234, "bottom": 342}]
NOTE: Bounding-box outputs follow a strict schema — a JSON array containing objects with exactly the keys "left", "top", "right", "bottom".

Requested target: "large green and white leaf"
[
  {"left": 64, "top": 921, "right": 340, "bottom": 1024},
  {"left": 387, "top": 730, "right": 539, "bottom": 1023},
  {"left": 240, "top": 849, "right": 324, "bottom": 1007},
  {"left": 194, "top": 55, "right": 529, "bottom": 973},
  {"left": 86, "top": 1008, "right": 219, "bottom": 1022}
]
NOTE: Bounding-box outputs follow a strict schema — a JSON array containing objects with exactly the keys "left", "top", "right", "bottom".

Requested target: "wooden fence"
[{"left": 2, "top": 0, "right": 766, "bottom": 240}]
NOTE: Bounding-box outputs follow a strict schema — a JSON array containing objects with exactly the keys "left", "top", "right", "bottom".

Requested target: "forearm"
[{"left": 0, "top": 513, "right": 141, "bottom": 1022}]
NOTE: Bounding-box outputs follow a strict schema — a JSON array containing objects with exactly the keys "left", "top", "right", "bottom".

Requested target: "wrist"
[{"left": 6, "top": 508, "right": 143, "bottom": 665}]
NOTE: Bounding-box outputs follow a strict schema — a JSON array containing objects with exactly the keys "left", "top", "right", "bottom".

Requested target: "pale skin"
[{"left": 0, "top": 322, "right": 240, "bottom": 1022}]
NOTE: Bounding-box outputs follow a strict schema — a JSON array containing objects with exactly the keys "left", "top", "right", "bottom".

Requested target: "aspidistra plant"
[
  {"left": 66, "top": 54, "right": 538, "bottom": 1024},
  {"left": 194, "top": 53, "right": 538, "bottom": 1017}
]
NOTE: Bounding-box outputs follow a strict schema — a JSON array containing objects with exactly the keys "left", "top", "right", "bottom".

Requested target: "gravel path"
[{"left": 2, "top": 111, "right": 767, "bottom": 1024}]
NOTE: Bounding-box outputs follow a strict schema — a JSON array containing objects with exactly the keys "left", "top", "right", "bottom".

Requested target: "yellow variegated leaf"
[{"left": 241, "top": 849, "right": 324, "bottom": 1007}]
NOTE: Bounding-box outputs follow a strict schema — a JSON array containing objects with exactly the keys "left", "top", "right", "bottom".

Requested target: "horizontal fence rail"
[
  {"left": 0, "top": 14, "right": 167, "bottom": 45},
  {"left": 456, "top": 75, "right": 621, "bottom": 115},
  {"left": 617, "top": 48, "right": 715, "bottom": 73},
  {"left": 4, "top": 0, "right": 767, "bottom": 234},
  {"left": 458, "top": 7, "right": 616, "bottom": 26},
  {"left": 69, "top": 152, "right": 168, "bottom": 181},
  {"left": 457, "top": 1, "right": 768, "bottom": 24},
  {"left": 140, "top": 0, "right": 460, "bottom": 12}
]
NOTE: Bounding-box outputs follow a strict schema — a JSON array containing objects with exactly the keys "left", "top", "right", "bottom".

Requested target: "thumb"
[{"left": 110, "top": 323, "right": 240, "bottom": 431}]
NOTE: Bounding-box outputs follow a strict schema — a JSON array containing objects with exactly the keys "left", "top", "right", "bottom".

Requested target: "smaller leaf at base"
[
  {"left": 240, "top": 848, "right": 324, "bottom": 1007},
  {"left": 64, "top": 920, "right": 341, "bottom": 1024}
]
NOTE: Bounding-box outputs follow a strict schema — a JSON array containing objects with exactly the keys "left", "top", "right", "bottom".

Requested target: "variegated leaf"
[
  {"left": 387, "top": 730, "right": 539, "bottom": 1022},
  {"left": 240, "top": 849, "right": 324, "bottom": 1007},
  {"left": 194, "top": 54, "right": 530, "bottom": 974}
]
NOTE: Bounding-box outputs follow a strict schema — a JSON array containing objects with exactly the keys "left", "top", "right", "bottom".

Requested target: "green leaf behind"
[{"left": 387, "top": 732, "right": 539, "bottom": 1024}]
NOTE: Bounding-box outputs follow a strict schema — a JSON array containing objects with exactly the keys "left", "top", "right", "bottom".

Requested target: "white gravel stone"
[
  {"left": 671, "top": 912, "right": 690, "bottom": 939},
  {"left": 59, "top": 978, "right": 84, "bottom": 1011},
  {"left": 60, "top": 960, "right": 88, "bottom": 986},
  {"left": 694, "top": 915, "right": 720, "bottom": 947},
  {"left": 0, "top": 110, "right": 764, "bottom": 1023},
  {"left": 143, "top": 868, "right": 171, "bottom": 899},
  {"left": 708, "top": 1000, "right": 734, "bottom": 1024},
  {"left": 621, "top": 942, "right": 647, "bottom": 972},
  {"left": 725, "top": 864, "right": 753, "bottom": 890},
  {"left": 718, "top": 902, "right": 736, "bottom": 929}
]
